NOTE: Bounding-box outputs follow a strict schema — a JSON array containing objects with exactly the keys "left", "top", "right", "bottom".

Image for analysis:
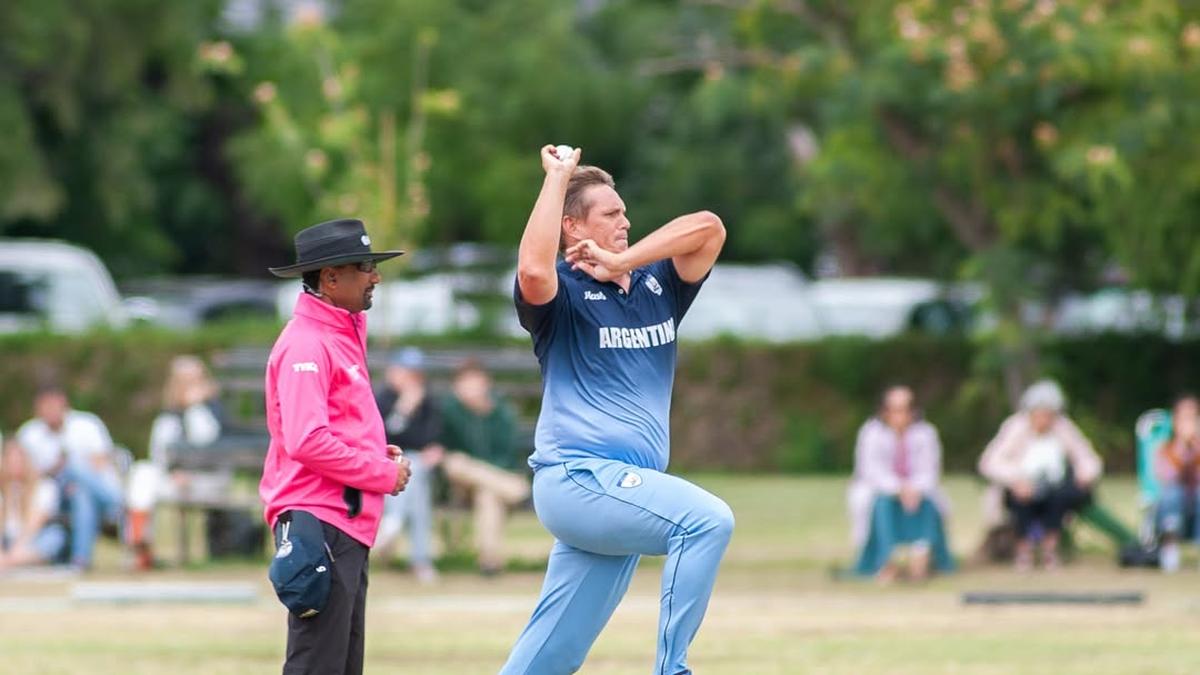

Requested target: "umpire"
[{"left": 261, "top": 218, "right": 413, "bottom": 674}]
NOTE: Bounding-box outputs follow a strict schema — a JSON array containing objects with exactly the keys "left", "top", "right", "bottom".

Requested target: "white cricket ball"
[{"left": 554, "top": 145, "right": 575, "bottom": 162}]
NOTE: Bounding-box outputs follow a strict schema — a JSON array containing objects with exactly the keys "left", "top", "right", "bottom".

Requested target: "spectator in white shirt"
[
  {"left": 126, "top": 356, "right": 224, "bottom": 569},
  {"left": 15, "top": 385, "right": 123, "bottom": 569}
]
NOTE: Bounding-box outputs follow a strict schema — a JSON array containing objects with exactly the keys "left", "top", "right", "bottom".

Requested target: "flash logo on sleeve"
[{"left": 292, "top": 362, "right": 319, "bottom": 373}]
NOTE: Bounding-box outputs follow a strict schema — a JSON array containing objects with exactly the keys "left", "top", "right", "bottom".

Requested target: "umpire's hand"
[{"left": 388, "top": 445, "right": 413, "bottom": 494}]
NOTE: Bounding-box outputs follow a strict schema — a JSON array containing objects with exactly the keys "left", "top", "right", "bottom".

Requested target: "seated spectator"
[
  {"left": 126, "top": 356, "right": 226, "bottom": 570},
  {"left": 15, "top": 384, "right": 123, "bottom": 570},
  {"left": 375, "top": 348, "right": 444, "bottom": 584},
  {"left": 979, "top": 379, "right": 1102, "bottom": 571},
  {"left": 0, "top": 440, "right": 69, "bottom": 570},
  {"left": 1152, "top": 394, "right": 1200, "bottom": 572},
  {"left": 439, "top": 359, "right": 530, "bottom": 576},
  {"left": 848, "top": 386, "right": 954, "bottom": 581}
]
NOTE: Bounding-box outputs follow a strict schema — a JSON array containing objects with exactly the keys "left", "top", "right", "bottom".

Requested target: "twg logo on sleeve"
[
  {"left": 346, "top": 364, "right": 363, "bottom": 381},
  {"left": 645, "top": 275, "right": 663, "bottom": 296},
  {"left": 292, "top": 362, "right": 319, "bottom": 373}
]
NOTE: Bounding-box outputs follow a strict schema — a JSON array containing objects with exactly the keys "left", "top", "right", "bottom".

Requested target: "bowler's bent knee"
[{"left": 703, "top": 499, "right": 735, "bottom": 543}]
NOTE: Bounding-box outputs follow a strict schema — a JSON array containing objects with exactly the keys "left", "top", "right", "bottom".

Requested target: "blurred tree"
[
  {"left": 226, "top": 1, "right": 453, "bottom": 252},
  {"left": 227, "top": 0, "right": 819, "bottom": 267},
  {"left": 0, "top": 0, "right": 246, "bottom": 276},
  {"left": 6, "top": 0, "right": 1200, "bottom": 298},
  {"left": 681, "top": 0, "right": 1200, "bottom": 399},
  {"left": 227, "top": 0, "right": 649, "bottom": 254}
]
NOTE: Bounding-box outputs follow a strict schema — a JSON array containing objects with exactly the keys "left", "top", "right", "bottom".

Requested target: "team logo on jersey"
[
  {"left": 645, "top": 275, "right": 663, "bottom": 296},
  {"left": 584, "top": 290, "right": 607, "bottom": 301},
  {"left": 618, "top": 471, "right": 643, "bottom": 489},
  {"left": 346, "top": 364, "right": 363, "bottom": 381},
  {"left": 292, "top": 362, "right": 319, "bottom": 373}
]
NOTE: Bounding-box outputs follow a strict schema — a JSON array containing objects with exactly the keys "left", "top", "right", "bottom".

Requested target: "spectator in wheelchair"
[
  {"left": 979, "top": 379, "right": 1103, "bottom": 572},
  {"left": 847, "top": 385, "right": 954, "bottom": 582},
  {"left": 1152, "top": 393, "right": 1200, "bottom": 573},
  {"left": 15, "top": 384, "right": 123, "bottom": 571},
  {"left": 126, "top": 355, "right": 226, "bottom": 570},
  {"left": 374, "top": 348, "right": 445, "bottom": 584},
  {"left": 439, "top": 359, "right": 531, "bottom": 576},
  {"left": 0, "top": 438, "right": 70, "bottom": 570}
]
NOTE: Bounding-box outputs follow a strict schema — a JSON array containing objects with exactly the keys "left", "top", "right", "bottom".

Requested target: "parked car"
[
  {"left": 0, "top": 239, "right": 129, "bottom": 333},
  {"left": 1044, "top": 288, "right": 1194, "bottom": 338},
  {"left": 806, "top": 277, "right": 980, "bottom": 339},
  {"left": 677, "top": 263, "right": 823, "bottom": 342},
  {"left": 494, "top": 261, "right": 975, "bottom": 343},
  {"left": 275, "top": 275, "right": 478, "bottom": 337},
  {"left": 492, "top": 262, "right": 824, "bottom": 341},
  {"left": 120, "top": 276, "right": 281, "bottom": 330}
]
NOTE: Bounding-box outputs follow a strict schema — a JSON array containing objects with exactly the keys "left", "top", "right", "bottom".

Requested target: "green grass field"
[{"left": 2, "top": 475, "right": 1199, "bottom": 674}]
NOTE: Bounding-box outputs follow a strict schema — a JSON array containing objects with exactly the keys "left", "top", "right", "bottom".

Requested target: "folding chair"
[{"left": 1134, "top": 408, "right": 1172, "bottom": 545}]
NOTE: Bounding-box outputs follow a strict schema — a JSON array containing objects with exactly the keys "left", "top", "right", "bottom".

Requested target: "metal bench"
[
  {"left": 162, "top": 432, "right": 269, "bottom": 565},
  {"left": 174, "top": 346, "right": 540, "bottom": 564}
]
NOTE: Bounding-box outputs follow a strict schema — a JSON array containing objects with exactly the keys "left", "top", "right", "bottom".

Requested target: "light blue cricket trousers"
[{"left": 500, "top": 458, "right": 735, "bottom": 675}]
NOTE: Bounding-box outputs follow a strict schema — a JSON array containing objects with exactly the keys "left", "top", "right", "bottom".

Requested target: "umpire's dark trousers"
[{"left": 282, "top": 521, "right": 371, "bottom": 675}]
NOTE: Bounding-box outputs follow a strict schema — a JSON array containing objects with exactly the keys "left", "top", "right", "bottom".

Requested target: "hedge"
[{"left": 2, "top": 326, "right": 1198, "bottom": 473}]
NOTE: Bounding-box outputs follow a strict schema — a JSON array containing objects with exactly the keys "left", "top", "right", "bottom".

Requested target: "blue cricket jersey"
[{"left": 514, "top": 259, "right": 707, "bottom": 472}]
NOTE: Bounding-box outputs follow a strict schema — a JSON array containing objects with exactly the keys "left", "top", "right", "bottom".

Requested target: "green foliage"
[
  {"left": 0, "top": 326, "right": 247, "bottom": 455},
  {"left": 4, "top": 0, "right": 1200, "bottom": 327},
  {"left": 0, "top": 1, "right": 827, "bottom": 273},
  {"left": 1, "top": 328, "right": 1197, "bottom": 472},
  {"left": 685, "top": 0, "right": 1200, "bottom": 291},
  {"left": 0, "top": 0, "right": 232, "bottom": 275},
  {"left": 670, "top": 333, "right": 1200, "bottom": 474}
]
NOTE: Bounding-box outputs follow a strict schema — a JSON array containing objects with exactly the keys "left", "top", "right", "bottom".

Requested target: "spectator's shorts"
[{"left": 34, "top": 523, "right": 68, "bottom": 562}]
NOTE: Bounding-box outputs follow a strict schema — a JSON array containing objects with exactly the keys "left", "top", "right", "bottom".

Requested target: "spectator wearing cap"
[
  {"left": 439, "top": 360, "right": 530, "bottom": 576},
  {"left": 848, "top": 385, "right": 954, "bottom": 581},
  {"left": 979, "top": 379, "right": 1103, "bottom": 571},
  {"left": 374, "top": 347, "right": 444, "bottom": 584}
]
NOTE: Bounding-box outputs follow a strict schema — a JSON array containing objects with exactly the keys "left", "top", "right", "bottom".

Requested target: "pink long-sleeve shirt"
[
  {"left": 846, "top": 418, "right": 949, "bottom": 547},
  {"left": 259, "top": 292, "right": 400, "bottom": 547},
  {"left": 853, "top": 418, "right": 943, "bottom": 496}
]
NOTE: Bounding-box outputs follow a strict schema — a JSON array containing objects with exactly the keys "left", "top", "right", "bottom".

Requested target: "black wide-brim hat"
[{"left": 269, "top": 218, "right": 404, "bottom": 278}]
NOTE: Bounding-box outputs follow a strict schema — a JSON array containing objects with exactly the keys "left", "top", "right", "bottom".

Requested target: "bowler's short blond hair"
[{"left": 563, "top": 166, "right": 615, "bottom": 220}]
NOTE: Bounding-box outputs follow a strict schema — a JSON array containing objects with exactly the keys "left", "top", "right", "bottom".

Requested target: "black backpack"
[{"left": 205, "top": 509, "right": 266, "bottom": 558}]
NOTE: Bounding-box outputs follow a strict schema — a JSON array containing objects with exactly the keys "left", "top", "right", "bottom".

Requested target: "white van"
[{"left": 0, "top": 239, "right": 129, "bottom": 333}]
